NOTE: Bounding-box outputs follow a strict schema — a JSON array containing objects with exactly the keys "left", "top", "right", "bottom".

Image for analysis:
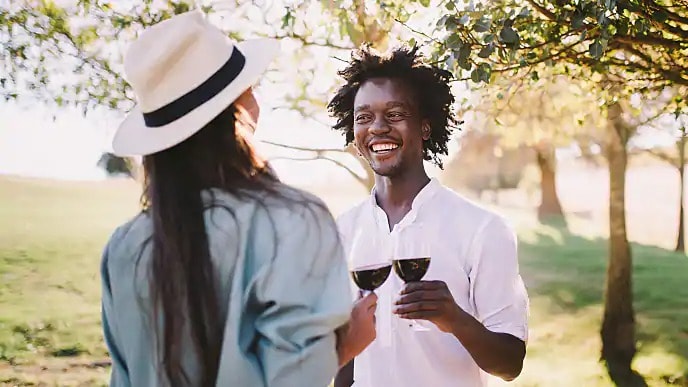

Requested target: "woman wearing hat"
[{"left": 100, "top": 10, "right": 377, "bottom": 387}]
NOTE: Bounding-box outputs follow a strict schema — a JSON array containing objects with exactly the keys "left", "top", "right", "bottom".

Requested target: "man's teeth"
[{"left": 371, "top": 143, "right": 399, "bottom": 152}]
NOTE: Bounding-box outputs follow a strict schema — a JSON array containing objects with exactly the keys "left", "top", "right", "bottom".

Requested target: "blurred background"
[{"left": 1, "top": 0, "right": 687, "bottom": 386}]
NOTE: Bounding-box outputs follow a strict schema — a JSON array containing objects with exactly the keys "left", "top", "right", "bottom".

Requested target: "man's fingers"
[
  {"left": 393, "top": 301, "right": 440, "bottom": 315},
  {"left": 400, "top": 280, "right": 446, "bottom": 294},
  {"left": 398, "top": 310, "right": 440, "bottom": 320},
  {"left": 394, "top": 290, "right": 444, "bottom": 305}
]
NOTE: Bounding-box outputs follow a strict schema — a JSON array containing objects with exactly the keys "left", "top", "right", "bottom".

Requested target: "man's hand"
[
  {"left": 393, "top": 280, "right": 469, "bottom": 332},
  {"left": 393, "top": 280, "right": 525, "bottom": 381}
]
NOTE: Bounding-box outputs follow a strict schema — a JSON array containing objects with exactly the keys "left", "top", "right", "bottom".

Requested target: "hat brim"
[{"left": 112, "top": 38, "right": 279, "bottom": 157}]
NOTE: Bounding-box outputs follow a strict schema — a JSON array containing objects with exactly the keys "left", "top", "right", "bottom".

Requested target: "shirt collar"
[{"left": 368, "top": 177, "right": 441, "bottom": 232}]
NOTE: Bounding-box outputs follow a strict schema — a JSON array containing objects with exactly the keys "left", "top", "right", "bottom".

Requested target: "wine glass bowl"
[
  {"left": 348, "top": 230, "right": 393, "bottom": 294},
  {"left": 392, "top": 257, "right": 430, "bottom": 283},
  {"left": 352, "top": 262, "right": 393, "bottom": 292}
]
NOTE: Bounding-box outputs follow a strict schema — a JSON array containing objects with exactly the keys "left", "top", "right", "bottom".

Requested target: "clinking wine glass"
[
  {"left": 393, "top": 224, "right": 432, "bottom": 331},
  {"left": 349, "top": 231, "right": 394, "bottom": 347},
  {"left": 351, "top": 263, "right": 392, "bottom": 294},
  {"left": 349, "top": 231, "right": 392, "bottom": 296}
]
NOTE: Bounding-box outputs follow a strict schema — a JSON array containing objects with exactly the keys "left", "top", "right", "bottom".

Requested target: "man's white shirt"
[{"left": 336, "top": 178, "right": 529, "bottom": 387}]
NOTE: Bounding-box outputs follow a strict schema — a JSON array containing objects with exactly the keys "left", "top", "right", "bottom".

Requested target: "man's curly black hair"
[{"left": 327, "top": 45, "right": 459, "bottom": 169}]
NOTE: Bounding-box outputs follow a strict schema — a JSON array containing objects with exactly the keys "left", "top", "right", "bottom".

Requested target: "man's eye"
[{"left": 355, "top": 115, "right": 371, "bottom": 123}]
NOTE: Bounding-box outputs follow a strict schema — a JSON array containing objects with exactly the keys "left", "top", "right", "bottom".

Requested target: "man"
[{"left": 329, "top": 45, "right": 529, "bottom": 387}]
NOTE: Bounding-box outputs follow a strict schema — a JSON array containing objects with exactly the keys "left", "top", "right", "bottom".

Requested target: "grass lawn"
[{"left": 0, "top": 175, "right": 686, "bottom": 386}]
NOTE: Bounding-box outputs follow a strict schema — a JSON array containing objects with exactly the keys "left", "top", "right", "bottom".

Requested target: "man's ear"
[{"left": 421, "top": 120, "right": 431, "bottom": 141}]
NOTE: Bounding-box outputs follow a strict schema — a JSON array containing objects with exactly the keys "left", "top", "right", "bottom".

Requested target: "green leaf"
[
  {"left": 419, "top": 0, "right": 430, "bottom": 6},
  {"left": 478, "top": 63, "right": 491, "bottom": 82},
  {"left": 652, "top": 10, "right": 668, "bottom": 23},
  {"left": 458, "top": 14, "right": 470, "bottom": 25},
  {"left": 445, "top": 1, "right": 454, "bottom": 10},
  {"left": 483, "top": 33, "right": 495, "bottom": 43},
  {"left": 478, "top": 43, "right": 494, "bottom": 58},
  {"left": 589, "top": 40, "right": 603, "bottom": 58},
  {"left": 473, "top": 17, "right": 491, "bottom": 32},
  {"left": 530, "top": 71, "right": 539, "bottom": 81},
  {"left": 499, "top": 27, "right": 519, "bottom": 44},
  {"left": 458, "top": 45, "right": 472, "bottom": 70},
  {"left": 572, "top": 12, "right": 585, "bottom": 29},
  {"left": 408, "top": 37, "right": 416, "bottom": 48},
  {"left": 471, "top": 69, "right": 480, "bottom": 83},
  {"left": 518, "top": 7, "right": 530, "bottom": 17},
  {"left": 445, "top": 16, "right": 458, "bottom": 31},
  {"left": 281, "top": 8, "right": 292, "bottom": 29},
  {"left": 446, "top": 34, "right": 462, "bottom": 49},
  {"left": 497, "top": 92, "right": 504, "bottom": 100}
]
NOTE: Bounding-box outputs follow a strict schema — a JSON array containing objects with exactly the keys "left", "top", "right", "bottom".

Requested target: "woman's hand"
[{"left": 336, "top": 292, "right": 377, "bottom": 367}]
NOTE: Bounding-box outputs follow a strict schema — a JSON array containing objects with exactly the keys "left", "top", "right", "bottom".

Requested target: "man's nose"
[{"left": 369, "top": 116, "right": 390, "bottom": 134}]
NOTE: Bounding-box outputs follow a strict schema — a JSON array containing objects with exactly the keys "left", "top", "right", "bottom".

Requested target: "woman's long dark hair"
[{"left": 140, "top": 104, "right": 277, "bottom": 386}]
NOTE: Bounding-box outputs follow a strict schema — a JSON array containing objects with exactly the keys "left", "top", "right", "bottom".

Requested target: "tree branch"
[
  {"left": 264, "top": 31, "right": 354, "bottom": 50},
  {"left": 525, "top": 0, "right": 557, "bottom": 21},
  {"left": 615, "top": 33, "right": 685, "bottom": 49},
  {"left": 645, "top": 148, "right": 679, "bottom": 166},
  {"left": 269, "top": 155, "right": 367, "bottom": 186},
  {"left": 261, "top": 140, "right": 346, "bottom": 153}
]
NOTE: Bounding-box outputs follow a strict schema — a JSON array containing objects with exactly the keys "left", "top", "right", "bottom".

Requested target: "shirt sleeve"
[
  {"left": 100, "top": 229, "right": 132, "bottom": 387},
  {"left": 468, "top": 215, "right": 529, "bottom": 342},
  {"left": 250, "top": 201, "right": 352, "bottom": 387}
]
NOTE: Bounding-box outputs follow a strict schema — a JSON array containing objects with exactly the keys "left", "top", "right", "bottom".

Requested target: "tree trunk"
[
  {"left": 676, "top": 137, "right": 685, "bottom": 253},
  {"left": 600, "top": 101, "right": 645, "bottom": 387},
  {"left": 535, "top": 146, "right": 565, "bottom": 223}
]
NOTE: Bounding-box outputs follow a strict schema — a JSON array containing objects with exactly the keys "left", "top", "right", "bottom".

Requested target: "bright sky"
[{"left": 0, "top": 90, "right": 366, "bottom": 184}]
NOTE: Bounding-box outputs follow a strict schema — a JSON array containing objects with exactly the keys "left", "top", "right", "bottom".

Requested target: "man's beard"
[{"left": 369, "top": 158, "right": 404, "bottom": 178}]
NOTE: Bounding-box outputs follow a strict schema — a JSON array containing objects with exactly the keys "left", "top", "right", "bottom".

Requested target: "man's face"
[{"left": 353, "top": 78, "right": 429, "bottom": 177}]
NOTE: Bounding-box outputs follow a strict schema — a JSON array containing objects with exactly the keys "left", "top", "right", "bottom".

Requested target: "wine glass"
[
  {"left": 348, "top": 231, "right": 392, "bottom": 296},
  {"left": 393, "top": 224, "right": 432, "bottom": 331},
  {"left": 348, "top": 230, "right": 393, "bottom": 346}
]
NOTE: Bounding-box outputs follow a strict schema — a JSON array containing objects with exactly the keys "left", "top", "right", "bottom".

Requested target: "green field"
[{"left": 0, "top": 175, "right": 686, "bottom": 386}]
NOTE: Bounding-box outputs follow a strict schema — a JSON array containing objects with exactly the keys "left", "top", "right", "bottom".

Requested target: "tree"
[
  {"left": 420, "top": 0, "right": 688, "bottom": 384},
  {"left": 96, "top": 152, "right": 137, "bottom": 179},
  {"left": 0, "top": 0, "right": 420, "bottom": 190},
  {"left": 467, "top": 73, "right": 602, "bottom": 223},
  {"left": 646, "top": 114, "right": 688, "bottom": 253}
]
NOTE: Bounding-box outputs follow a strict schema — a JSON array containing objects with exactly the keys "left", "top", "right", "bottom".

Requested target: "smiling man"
[{"left": 329, "top": 46, "right": 530, "bottom": 387}]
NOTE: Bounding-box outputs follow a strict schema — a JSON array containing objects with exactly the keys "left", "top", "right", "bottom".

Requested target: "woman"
[{"left": 101, "top": 10, "right": 376, "bottom": 387}]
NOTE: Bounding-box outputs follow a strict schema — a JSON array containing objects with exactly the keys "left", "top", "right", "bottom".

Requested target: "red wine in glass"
[
  {"left": 393, "top": 257, "right": 431, "bottom": 330},
  {"left": 392, "top": 257, "right": 431, "bottom": 283},
  {"left": 351, "top": 262, "right": 392, "bottom": 292}
]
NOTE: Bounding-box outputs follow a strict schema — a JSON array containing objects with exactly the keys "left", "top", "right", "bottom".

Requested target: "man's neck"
[{"left": 373, "top": 166, "right": 430, "bottom": 228}]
